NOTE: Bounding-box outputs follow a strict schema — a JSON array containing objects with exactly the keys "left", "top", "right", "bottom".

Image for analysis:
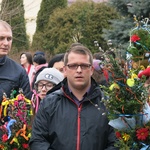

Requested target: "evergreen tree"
[
  {"left": 0, "top": 0, "right": 29, "bottom": 52},
  {"left": 102, "top": 0, "right": 150, "bottom": 58},
  {"left": 33, "top": 1, "right": 118, "bottom": 55},
  {"left": 32, "top": 0, "right": 67, "bottom": 50}
]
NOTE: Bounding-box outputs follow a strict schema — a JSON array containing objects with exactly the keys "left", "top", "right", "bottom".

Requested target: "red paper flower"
[
  {"left": 13, "top": 148, "right": 18, "bottom": 150},
  {"left": 116, "top": 131, "right": 122, "bottom": 139},
  {"left": 136, "top": 127, "right": 149, "bottom": 140},
  {"left": 131, "top": 34, "right": 140, "bottom": 42},
  {"left": 22, "top": 143, "right": 29, "bottom": 149},
  {"left": 2, "top": 134, "right": 8, "bottom": 142}
]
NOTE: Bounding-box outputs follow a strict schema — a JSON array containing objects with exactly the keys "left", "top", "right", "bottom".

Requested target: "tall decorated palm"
[{"left": 101, "top": 17, "right": 150, "bottom": 149}]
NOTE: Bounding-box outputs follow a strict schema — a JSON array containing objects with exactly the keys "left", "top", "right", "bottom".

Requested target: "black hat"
[
  {"left": 34, "top": 51, "right": 45, "bottom": 57},
  {"left": 33, "top": 54, "right": 46, "bottom": 65}
]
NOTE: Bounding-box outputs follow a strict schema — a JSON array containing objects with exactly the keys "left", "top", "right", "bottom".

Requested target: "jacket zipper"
[
  {"left": 77, "top": 105, "right": 81, "bottom": 150},
  {"left": 62, "top": 88, "right": 82, "bottom": 150}
]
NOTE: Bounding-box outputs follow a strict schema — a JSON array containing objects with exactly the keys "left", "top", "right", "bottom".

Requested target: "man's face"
[
  {"left": 64, "top": 52, "right": 94, "bottom": 91},
  {"left": 0, "top": 25, "right": 12, "bottom": 58}
]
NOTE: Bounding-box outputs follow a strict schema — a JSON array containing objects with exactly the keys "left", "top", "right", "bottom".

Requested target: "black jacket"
[
  {"left": 0, "top": 56, "right": 31, "bottom": 102},
  {"left": 29, "top": 78, "right": 118, "bottom": 150}
]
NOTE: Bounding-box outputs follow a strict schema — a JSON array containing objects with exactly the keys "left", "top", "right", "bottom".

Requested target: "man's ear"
[
  {"left": 90, "top": 66, "right": 94, "bottom": 76},
  {"left": 63, "top": 66, "right": 67, "bottom": 77}
]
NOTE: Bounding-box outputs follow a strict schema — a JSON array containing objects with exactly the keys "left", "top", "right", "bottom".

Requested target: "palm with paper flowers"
[
  {"left": 0, "top": 90, "right": 32, "bottom": 150},
  {"left": 101, "top": 56, "right": 150, "bottom": 149}
]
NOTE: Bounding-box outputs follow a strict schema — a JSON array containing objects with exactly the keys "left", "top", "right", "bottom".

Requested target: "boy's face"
[{"left": 37, "top": 80, "right": 54, "bottom": 99}]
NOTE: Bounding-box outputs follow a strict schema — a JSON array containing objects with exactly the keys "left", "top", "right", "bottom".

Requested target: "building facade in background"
[{"left": 23, "top": 0, "right": 42, "bottom": 43}]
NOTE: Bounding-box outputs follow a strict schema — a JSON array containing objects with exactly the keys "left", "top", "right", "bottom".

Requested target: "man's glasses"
[
  {"left": 38, "top": 83, "right": 54, "bottom": 90},
  {"left": 66, "top": 63, "right": 91, "bottom": 70}
]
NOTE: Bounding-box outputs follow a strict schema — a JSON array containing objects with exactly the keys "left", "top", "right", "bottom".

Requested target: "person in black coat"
[{"left": 0, "top": 20, "right": 31, "bottom": 103}]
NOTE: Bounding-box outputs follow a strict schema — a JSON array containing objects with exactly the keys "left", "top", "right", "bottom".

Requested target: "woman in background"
[{"left": 20, "top": 52, "right": 35, "bottom": 87}]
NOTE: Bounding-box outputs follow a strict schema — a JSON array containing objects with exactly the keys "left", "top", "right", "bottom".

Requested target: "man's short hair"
[
  {"left": 64, "top": 45, "right": 93, "bottom": 65},
  {"left": 0, "top": 20, "right": 12, "bottom": 31}
]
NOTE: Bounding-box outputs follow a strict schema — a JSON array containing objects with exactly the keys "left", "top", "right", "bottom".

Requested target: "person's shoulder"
[
  {"left": 44, "top": 89, "right": 63, "bottom": 102},
  {"left": 7, "top": 57, "right": 27, "bottom": 73},
  {"left": 47, "top": 89, "right": 63, "bottom": 99},
  {"left": 90, "top": 80, "right": 103, "bottom": 96},
  {"left": 7, "top": 57, "right": 22, "bottom": 67},
  {"left": 41, "top": 89, "right": 63, "bottom": 110},
  {"left": 36, "top": 66, "right": 47, "bottom": 74}
]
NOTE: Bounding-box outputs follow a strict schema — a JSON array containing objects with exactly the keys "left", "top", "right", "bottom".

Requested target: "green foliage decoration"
[{"left": 102, "top": 57, "right": 147, "bottom": 119}]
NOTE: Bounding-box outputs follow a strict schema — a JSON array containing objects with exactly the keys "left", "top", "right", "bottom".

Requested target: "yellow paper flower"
[
  {"left": 140, "top": 65, "right": 145, "bottom": 70},
  {"left": 28, "top": 133, "right": 31, "bottom": 138},
  {"left": 10, "top": 137, "right": 19, "bottom": 146},
  {"left": 131, "top": 73, "right": 138, "bottom": 79},
  {"left": 109, "top": 83, "right": 120, "bottom": 91},
  {"left": 122, "top": 133, "right": 130, "bottom": 141},
  {"left": 126, "top": 78, "right": 135, "bottom": 87}
]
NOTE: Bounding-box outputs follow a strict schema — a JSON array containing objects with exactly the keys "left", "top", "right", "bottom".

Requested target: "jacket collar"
[
  {"left": 47, "top": 77, "right": 102, "bottom": 100},
  {"left": 0, "top": 56, "right": 7, "bottom": 66}
]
